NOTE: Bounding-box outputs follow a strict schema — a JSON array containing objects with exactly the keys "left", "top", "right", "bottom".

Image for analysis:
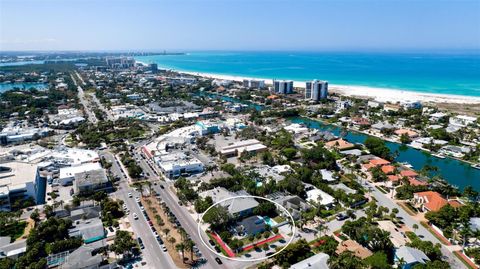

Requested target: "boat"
[
  {"left": 399, "top": 162, "right": 413, "bottom": 168},
  {"left": 471, "top": 164, "right": 480, "bottom": 170},
  {"left": 432, "top": 153, "right": 446, "bottom": 159}
]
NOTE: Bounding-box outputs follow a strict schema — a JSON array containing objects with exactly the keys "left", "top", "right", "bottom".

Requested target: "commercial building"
[
  {"left": 58, "top": 162, "right": 103, "bottom": 186},
  {"left": 0, "top": 127, "right": 50, "bottom": 145},
  {"left": 273, "top": 80, "right": 293, "bottom": 94},
  {"left": 305, "top": 80, "right": 328, "bottom": 101},
  {"left": 0, "top": 161, "right": 44, "bottom": 211},
  {"left": 68, "top": 218, "right": 106, "bottom": 243},
  {"left": 156, "top": 152, "right": 204, "bottom": 179},
  {"left": 73, "top": 169, "right": 110, "bottom": 195},
  {"left": 219, "top": 139, "right": 267, "bottom": 158}
]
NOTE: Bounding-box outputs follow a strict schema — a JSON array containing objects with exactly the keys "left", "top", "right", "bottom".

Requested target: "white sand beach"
[{"left": 137, "top": 61, "right": 480, "bottom": 104}]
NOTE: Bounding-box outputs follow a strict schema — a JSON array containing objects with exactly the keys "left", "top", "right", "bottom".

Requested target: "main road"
[
  {"left": 131, "top": 146, "right": 259, "bottom": 269},
  {"left": 103, "top": 150, "right": 177, "bottom": 268}
]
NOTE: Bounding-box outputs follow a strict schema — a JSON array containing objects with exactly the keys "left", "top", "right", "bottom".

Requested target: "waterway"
[
  {"left": 198, "top": 91, "right": 480, "bottom": 191},
  {"left": 0, "top": 82, "right": 49, "bottom": 92}
]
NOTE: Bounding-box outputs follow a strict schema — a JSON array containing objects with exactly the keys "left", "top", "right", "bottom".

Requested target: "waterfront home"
[
  {"left": 395, "top": 129, "right": 419, "bottom": 139},
  {"left": 325, "top": 138, "right": 355, "bottom": 151},
  {"left": 371, "top": 122, "right": 395, "bottom": 132},
  {"left": 394, "top": 246, "right": 430, "bottom": 269},
  {"left": 440, "top": 145, "right": 471, "bottom": 158},
  {"left": 412, "top": 191, "right": 461, "bottom": 212},
  {"left": 199, "top": 187, "right": 259, "bottom": 217},
  {"left": 352, "top": 117, "right": 371, "bottom": 127}
]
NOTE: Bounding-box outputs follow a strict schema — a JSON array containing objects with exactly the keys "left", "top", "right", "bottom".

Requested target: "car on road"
[
  {"left": 128, "top": 192, "right": 133, "bottom": 198},
  {"left": 215, "top": 258, "right": 223, "bottom": 265},
  {"left": 133, "top": 213, "right": 138, "bottom": 220},
  {"left": 162, "top": 245, "right": 167, "bottom": 252},
  {"left": 336, "top": 213, "right": 349, "bottom": 221},
  {"left": 160, "top": 185, "right": 164, "bottom": 189}
]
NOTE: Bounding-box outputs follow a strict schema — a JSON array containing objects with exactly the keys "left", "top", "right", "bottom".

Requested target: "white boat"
[
  {"left": 399, "top": 162, "right": 413, "bottom": 168},
  {"left": 432, "top": 153, "right": 446, "bottom": 159},
  {"left": 471, "top": 164, "right": 480, "bottom": 170}
]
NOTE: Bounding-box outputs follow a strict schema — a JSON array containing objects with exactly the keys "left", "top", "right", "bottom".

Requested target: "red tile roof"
[
  {"left": 370, "top": 158, "right": 391, "bottom": 166},
  {"left": 381, "top": 165, "right": 396, "bottom": 174},
  {"left": 414, "top": 191, "right": 448, "bottom": 212},
  {"left": 400, "top": 170, "right": 418, "bottom": 177}
]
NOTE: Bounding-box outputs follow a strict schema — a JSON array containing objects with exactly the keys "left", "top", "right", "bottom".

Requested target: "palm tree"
[
  {"left": 185, "top": 239, "right": 195, "bottom": 262},
  {"left": 175, "top": 243, "right": 186, "bottom": 262},
  {"left": 397, "top": 257, "right": 406, "bottom": 268},
  {"left": 412, "top": 224, "right": 419, "bottom": 232}
]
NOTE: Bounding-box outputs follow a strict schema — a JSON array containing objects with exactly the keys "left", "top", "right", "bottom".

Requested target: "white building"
[
  {"left": 273, "top": 80, "right": 293, "bottom": 94},
  {"left": 305, "top": 80, "right": 328, "bottom": 101},
  {"left": 58, "top": 162, "right": 103, "bottom": 186},
  {"left": 156, "top": 152, "right": 204, "bottom": 179},
  {"left": 449, "top": 115, "right": 477, "bottom": 127},
  {"left": 219, "top": 139, "right": 267, "bottom": 158},
  {"left": 0, "top": 162, "right": 44, "bottom": 211},
  {"left": 304, "top": 184, "right": 335, "bottom": 207},
  {"left": 243, "top": 79, "right": 265, "bottom": 89}
]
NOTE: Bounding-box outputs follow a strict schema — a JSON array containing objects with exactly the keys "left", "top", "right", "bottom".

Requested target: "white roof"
[
  {"left": 59, "top": 162, "right": 102, "bottom": 180},
  {"left": 306, "top": 188, "right": 335, "bottom": 205},
  {"left": 0, "top": 162, "right": 38, "bottom": 194},
  {"left": 290, "top": 252, "right": 329, "bottom": 269}
]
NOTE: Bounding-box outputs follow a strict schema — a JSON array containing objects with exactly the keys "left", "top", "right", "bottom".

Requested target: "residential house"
[
  {"left": 394, "top": 246, "right": 430, "bottom": 269},
  {"left": 290, "top": 252, "right": 330, "bottom": 269}
]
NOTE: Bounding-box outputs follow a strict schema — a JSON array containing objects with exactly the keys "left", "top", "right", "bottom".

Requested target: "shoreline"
[{"left": 137, "top": 60, "right": 480, "bottom": 104}]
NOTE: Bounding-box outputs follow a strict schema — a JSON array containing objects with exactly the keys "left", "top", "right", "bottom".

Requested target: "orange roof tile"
[
  {"left": 387, "top": 175, "right": 400, "bottom": 182},
  {"left": 325, "top": 138, "right": 354, "bottom": 150},
  {"left": 400, "top": 170, "right": 418, "bottom": 177},
  {"left": 414, "top": 191, "right": 448, "bottom": 212},
  {"left": 370, "top": 158, "right": 391, "bottom": 166},
  {"left": 408, "top": 177, "right": 428, "bottom": 186},
  {"left": 381, "top": 165, "right": 396, "bottom": 174}
]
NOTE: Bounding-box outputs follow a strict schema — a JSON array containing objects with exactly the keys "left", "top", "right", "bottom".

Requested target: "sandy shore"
[{"left": 138, "top": 61, "right": 480, "bottom": 104}]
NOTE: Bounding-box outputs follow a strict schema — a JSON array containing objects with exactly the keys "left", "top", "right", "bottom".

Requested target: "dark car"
[
  {"left": 215, "top": 258, "right": 223, "bottom": 265},
  {"left": 160, "top": 185, "right": 165, "bottom": 189},
  {"left": 336, "top": 214, "right": 349, "bottom": 221},
  {"left": 209, "top": 240, "right": 215, "bottom": 246}
]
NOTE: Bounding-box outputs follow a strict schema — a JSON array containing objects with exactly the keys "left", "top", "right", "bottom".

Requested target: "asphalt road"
[
  {"left": 364, "top": 181, "right": 467, "bottom": 269},
  {"left": 103, "top": 150, "right": 177, "bottom": 268}
]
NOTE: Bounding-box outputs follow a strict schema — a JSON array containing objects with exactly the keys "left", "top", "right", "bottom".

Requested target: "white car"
[
  {"left": 135, "top": 197, "right": 140, "bottom": 202},
  {"left": 128, "top": 192, "right": 133, "bottom": 198},
  {"left": 162, "top": 245, "right": 167, "bottom": 252},
  {"left": 133, "top": 213, "right": 138, "bottom": 220}
]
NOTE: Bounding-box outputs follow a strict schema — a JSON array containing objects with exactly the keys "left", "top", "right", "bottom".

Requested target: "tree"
[
  {"left": 253, "top": 202, "right": 277, "bottom": 217},
  {"left": 281, "top": 147, "right": 297, "bottom": 160},
  {"left": 328, "top": 251, "right": 365, "bottom": 269},
  {"left": 30, "top": 209, "right": 40, "bottom": 224},
  {"left": 364, "top": 137, "right": 392, "bottom": 161},
  {"left": 413, "top": 224, "right": 419, "bottom": 231},
  {"left": 175, "top": 243, "right": 186, "bottom": 262},
  {"left": 274, "top": 239, "right": 313, "bottom": 268},
  {"left": 202, "top": 205, "right": 230, "bottom": 230},
  {"left": 364, "top": 251, "right": 391, "bottom": 269},
  {"left": 111, "top": 230, "right": 137, "bottom": 256},
  {"left": 185, "top": 239, "right": 195, "bottom": 261},
  {"left": 230, "top": 238, "right": 244, "bottom": 254},
  {"left": 314, "top": 236, "right": 338, "bottom": 256},
  {"left": 400, "top": 133, "right": 411, "bottom": 144}
]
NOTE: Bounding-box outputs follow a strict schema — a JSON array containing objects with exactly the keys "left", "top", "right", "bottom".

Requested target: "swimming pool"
[{"left": 262, "top": 216, "right": 277, "bottom": 227}]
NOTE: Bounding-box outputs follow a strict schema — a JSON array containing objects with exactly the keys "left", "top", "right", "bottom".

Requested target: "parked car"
[
  {"left": 133, "top": 213, "right": 138, "bottom": 220},
  {"left": 215, "top": 258, "right": 223, "bottom": 265}
]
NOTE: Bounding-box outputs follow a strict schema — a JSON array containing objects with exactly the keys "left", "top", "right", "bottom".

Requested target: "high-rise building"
[
  {"left": 150, "top": 63, "right": 158, "bottom": 73},
  {"left": 273, "top": 80, "right": 294, "bottom": 94},
  {"left": 105, "top": 56, "right": 135, "bottom": 69},
  {"left": 243, "top": 79, "right": 265, "bottom": 89},
  {"left": 305, "top": 80, "right": 328, "bottom": 101}
]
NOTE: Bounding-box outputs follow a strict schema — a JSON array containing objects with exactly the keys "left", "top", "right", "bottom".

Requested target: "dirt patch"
[
  {"left": 19, "top": 219, "right": 34, "bottom": 240},
  {"left": 142, "top": 196, "right": 195, "bottom": 268}
]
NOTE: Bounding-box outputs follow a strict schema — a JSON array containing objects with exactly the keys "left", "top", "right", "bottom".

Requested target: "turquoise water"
[
  {"left": 0, "top": 82, "right": 48, "bottom": 92},
  {"left": 291, "top": 117, "right": 480, "bottom": 191},
  {"left": 261, "top": 216, "right": 276, "bottom": 227},
  {"left": 136, "top": 51, "right": 480, "bottom": 97},
  {"left": 196, "top": 91, "right": 480, "bottom": 191}
]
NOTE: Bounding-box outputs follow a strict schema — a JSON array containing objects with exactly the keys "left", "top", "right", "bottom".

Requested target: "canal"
[{"left": 197, "top": 91, "right": 480, "bottom": 191}]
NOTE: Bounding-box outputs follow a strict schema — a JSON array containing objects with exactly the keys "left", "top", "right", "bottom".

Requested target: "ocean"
[{"left": 136, "top": 51, "right": 480, "bottom": 97}]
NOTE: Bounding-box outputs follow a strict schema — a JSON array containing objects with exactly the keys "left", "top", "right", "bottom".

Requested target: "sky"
[{"left": 0, "top": 0, "right": 479, "bottom": 51}]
